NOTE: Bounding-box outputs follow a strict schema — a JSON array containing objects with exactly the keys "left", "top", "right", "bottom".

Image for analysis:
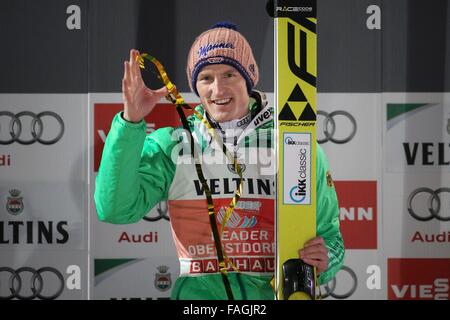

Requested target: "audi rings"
[
  {"left": 408, "top": 187, "right": 450, "bottom": 222},
  {"left": 0, "top": 266, "right": 64, "bottom": 300},
  {"left": 144, "top": 201, "right": 170, "bottom": 222},
  {"left": 317, "top": 110, "right": 357, "bottom": 144},
  {"left": 0, "top": 111, "right": 64, "bottom": 145},
  {"left": 321, "top": 266, "right": 358, "bottom": 299}
]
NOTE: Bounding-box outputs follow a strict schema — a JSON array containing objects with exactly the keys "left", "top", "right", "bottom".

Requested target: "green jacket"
[{"left": 95, "top": 98, "right": 344, "bottom": 299}]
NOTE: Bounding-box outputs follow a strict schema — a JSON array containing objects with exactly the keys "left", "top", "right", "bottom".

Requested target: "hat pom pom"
[{"left": 211, "top": 22, "right": 237, "bottom": 30}]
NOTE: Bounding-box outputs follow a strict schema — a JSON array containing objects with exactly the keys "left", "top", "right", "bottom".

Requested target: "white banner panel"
[
  {"left": 382, "top": 173, "right": 450, "bottom": 257},
  {"left": 0, "top": 249, "right": 87, "bottom": 300},
  {"left": 317, "top": 93, "right": 382, "bottom": 180},
  {"left": 320, "top": 250, "right": 384, "bottom": 300},
  {"left": 0, "top": 182, "right": 86, "bottom": 250},
  {"left": 91, "top": 199, "right": 177, "bottom": 258},
  {"left": 383, "top": 93, "right": 450, "bottom": 173},
  {"left": 93, "top": 256, "right": 179, "bottom": 300},
  {"left": 0, "top": 94, "right": 87, "bottom": 182}
]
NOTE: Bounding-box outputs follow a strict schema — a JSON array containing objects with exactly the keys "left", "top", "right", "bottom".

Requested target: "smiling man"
[
  {"left": 196, "top": 64, "right": 249, "bottom": 122},
  {"left": 94, "top": 22, "right": 344, "bottom": 300}
]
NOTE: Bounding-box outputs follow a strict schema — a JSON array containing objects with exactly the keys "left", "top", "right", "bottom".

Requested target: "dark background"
[{"left": 0, "top": 0, "right": 448, "bottom": 93}]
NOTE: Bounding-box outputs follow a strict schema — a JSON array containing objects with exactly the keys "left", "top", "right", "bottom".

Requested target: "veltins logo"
[
  {"left": 334, "top": 181, "right": 377, "bottom": 249},
  {"left": 94, "top": 103, "right": 196, "bottom": 172},
  {"left": 388, "top": 258, "right": 450, "bottom": 300},
  {"left": 2, "top": 190, "right": 69, "bottom": 245},
  {"left": 386, "top": 103, "right": 450, "bottom": 172},
  {"left": 283, "top": 133, "right": 311, "bottom": 205}
]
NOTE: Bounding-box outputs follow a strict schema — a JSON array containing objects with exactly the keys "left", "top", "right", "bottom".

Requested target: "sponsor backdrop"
[{"left": 1, "top": 0, "right": 449, "bottom": 300}]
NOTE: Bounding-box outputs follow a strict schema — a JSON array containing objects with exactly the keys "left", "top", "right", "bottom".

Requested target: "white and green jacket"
[{"left": 95, "top": 96, "right": 344, "bottom": 299}]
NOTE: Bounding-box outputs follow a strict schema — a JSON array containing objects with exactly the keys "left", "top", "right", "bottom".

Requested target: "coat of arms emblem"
[
  {"left": 6, "top": 189, "right": 24, "bottom": 215},
  {"left": 154, "top": 265, "right": 171, "bottom": 292}
]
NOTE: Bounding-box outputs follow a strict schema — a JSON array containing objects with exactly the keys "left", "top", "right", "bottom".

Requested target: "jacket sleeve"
[
  {"left": 316, "top": 143, "right": 345, "bottom": 284},
  {"left": 94, "top": 112, "right": 176, "bottom": 224}
]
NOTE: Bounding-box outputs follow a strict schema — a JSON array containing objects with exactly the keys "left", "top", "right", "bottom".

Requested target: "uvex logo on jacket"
[{"left": 252, "top": 108, "right": 273, "bottom": 127}]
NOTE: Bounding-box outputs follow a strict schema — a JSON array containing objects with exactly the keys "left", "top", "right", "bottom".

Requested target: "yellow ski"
[{"left": 273, "top": 0, "right": 317, "bottom": 300}]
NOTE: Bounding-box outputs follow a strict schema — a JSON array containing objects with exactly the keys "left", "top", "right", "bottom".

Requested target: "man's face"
[{"left": 196, "top": 64, "right": 250, "bottom": 122}]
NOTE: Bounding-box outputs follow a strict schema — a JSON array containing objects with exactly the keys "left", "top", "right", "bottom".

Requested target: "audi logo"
[
  {"left": 0, "top": 267, "right": 64, "bottom": 300},
  {"left": 321, "top": 266, "right": 357, "bottom": 299},
  {"left": 317, "top": 110, "right": 357, "bottom": 144},
  {"left": 407, "top": 187, "right": 450, "bottom": 221},
  {"left": 0, "top": 111, "right": 64, "bottom": 145},
  {"left": 144, "top": 201, "right": 170, "bottom": 222}
]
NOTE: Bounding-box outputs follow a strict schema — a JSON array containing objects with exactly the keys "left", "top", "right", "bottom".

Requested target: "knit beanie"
[{"left": 186, "top": 22, "right": 259, "bottom": 96}]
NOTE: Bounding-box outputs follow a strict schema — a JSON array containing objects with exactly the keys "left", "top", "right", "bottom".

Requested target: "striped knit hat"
[{"left": 186, "top": 22, "right": 259, "bottom": 96}]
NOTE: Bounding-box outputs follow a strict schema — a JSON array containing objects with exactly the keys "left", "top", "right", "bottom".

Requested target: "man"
[{"left": 95, "top": 22, "right": 344, "bottom": 299}]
